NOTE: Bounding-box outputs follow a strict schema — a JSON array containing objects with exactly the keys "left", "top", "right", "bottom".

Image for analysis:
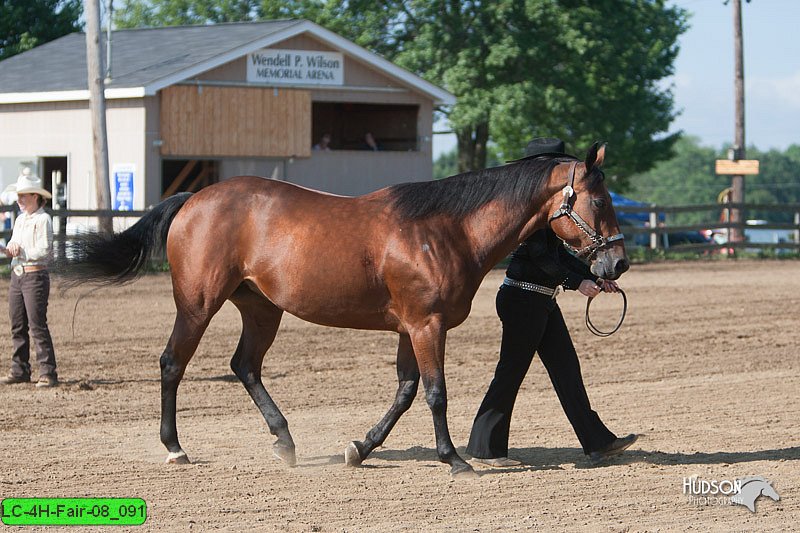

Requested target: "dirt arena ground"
[{"left": 1, "top": 260, "right": 798, "bottom": 531}]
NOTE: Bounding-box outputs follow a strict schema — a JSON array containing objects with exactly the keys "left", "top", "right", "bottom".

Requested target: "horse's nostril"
[{"left": 615, "top": 258, "right": 630, "bottom": 275}]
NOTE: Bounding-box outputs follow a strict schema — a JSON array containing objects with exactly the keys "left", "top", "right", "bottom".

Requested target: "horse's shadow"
[
  {"left": 300, "top": 444, "right": 800, "bottom": 472},
  {"left": 597, "top": 446, "right": 800, "bottom": 467},
  {"left": 508, "top": 444, "right": 800, "bottom": 469}
]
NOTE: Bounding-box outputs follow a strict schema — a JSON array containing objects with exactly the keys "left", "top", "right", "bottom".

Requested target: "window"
[{"left": 312, "top": 102, "right": 419, "bottom": 151}]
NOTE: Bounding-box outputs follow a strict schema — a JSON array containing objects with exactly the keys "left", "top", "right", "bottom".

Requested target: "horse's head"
[{"left": 545, "top": 143, "right": 629, "bottom": 280}]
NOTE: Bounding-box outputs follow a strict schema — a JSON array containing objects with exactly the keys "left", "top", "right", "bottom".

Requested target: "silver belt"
[
  {"left": 12, "top": 265, "right": 48, "bottom": 276},
  {"left": 502, "top": 277, "right": 559, "bottom": 298}
]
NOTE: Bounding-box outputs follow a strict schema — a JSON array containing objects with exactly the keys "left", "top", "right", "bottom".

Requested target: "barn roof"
[{"left": 0, "top": 19, "right": 455, "bottom": 106}]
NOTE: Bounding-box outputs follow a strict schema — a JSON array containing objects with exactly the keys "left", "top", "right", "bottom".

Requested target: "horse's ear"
[{"left": 584, "top": 142, "right": 606, "bottom": 172}]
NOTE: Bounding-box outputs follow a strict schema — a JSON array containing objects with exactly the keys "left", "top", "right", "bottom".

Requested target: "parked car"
[{"left": 633, "top": 230, "right": 713, "bottom": 248}]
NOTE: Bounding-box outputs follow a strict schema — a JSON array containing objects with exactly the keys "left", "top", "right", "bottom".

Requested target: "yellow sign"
[{"left": 715, "top": 159, "right": 759, "bottom": 175}]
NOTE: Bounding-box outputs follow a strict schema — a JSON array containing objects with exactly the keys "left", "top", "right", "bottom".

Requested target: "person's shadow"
[
  {"left": 505, "top": 444, "right": 800, "bottom": 470},
  {"left": 326, "top": 442, "right": 800, "bottom": 474}
]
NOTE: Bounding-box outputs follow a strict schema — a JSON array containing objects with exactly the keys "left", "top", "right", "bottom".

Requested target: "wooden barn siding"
[{"left": 160, "top": 86, "right": 311, "bottom": 157}]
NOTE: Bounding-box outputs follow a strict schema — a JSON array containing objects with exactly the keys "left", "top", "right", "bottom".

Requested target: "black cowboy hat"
[{"left": 507, "top": 137, "right": 575, "bottom": 163}]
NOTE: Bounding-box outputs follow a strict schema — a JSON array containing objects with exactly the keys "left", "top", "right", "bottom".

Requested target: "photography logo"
[{"left": 683, "top": 476, "right": 780, "bottom": 512}]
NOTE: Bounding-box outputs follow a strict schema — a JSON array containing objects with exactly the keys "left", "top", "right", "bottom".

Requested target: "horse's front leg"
[{"left": 409, "top": 316, "right": 477, "bottom": 479}]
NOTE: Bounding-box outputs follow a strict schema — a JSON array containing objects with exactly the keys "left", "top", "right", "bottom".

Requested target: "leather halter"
[{"left": 548, "top": 161, "right": 625, "bottom": 260}]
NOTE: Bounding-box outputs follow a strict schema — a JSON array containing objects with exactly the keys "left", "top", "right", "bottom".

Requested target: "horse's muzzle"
[{"left": 591, "top": 251, "right": 629, "bottom": 280}]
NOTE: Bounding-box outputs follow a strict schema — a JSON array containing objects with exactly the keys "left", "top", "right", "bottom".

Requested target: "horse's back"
[{"left": 166, "top": 176, "right": 400, "bottom": 329}]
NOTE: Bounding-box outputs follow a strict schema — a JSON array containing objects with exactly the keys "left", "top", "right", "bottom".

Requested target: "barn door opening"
[
  {"left": 161, "top": 160, "right": 219, "bottom": 199},
  {"left": 41, "top": 156, "right": 67, "bottom": 208},
  {"left": 40, "top": 156, "right": 68, "bottom": 258}
]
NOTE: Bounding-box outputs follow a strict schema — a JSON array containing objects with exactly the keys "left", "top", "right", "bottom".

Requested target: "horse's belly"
[
  {"left": 289, "top": 308, "right": 399, "bottom": 332},
  {"left": 264, "top": 283, "right": 399, "bottom": 332}
]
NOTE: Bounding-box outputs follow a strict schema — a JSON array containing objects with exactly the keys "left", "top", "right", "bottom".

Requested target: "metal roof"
[{"left": 0, "top": 19, "right": 455, "bottom": 106}]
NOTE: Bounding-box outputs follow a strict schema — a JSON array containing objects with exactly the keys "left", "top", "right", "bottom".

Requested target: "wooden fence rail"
[{"left": 614, "top": 202, "right": 800, "bottom": 252}]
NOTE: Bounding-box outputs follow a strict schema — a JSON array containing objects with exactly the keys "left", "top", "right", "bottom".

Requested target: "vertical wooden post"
[
  {"left": 729, "top": 0, "right": 746, "bottom": 242},
  {"left": 85, "top": 0, "right": 113, "bottom": 234},
  {"left": 794, "top": 211, "right": 800, "bottom": 246},
  {"left": 649, "top": 211, "right": 658, "bottom": 250}
]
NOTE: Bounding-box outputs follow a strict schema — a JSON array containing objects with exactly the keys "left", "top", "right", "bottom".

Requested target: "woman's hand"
[
  {"left": 579, "top": 278, "right": 621, "bottom": 297},
  {"left": 6, "top": 242, "right": 21, "bottom": 257},
  {"left": 578, "top": 279, "right": 603, "bottom": 298},
  {"left": 598, "top": 279, "right": 620, "bottom": 293}
]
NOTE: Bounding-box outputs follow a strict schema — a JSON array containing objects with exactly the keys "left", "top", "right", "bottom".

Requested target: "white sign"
[
  {"left": 112, "top": 163, "right": 135, "bottom": 211},
  {"left": 247, "top": 49, "right": 344, "bottom": 86}
]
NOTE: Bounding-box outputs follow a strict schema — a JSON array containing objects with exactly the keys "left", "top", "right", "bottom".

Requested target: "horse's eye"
[{"left": 592, "top": 198, "right": 606, "bottom": 209}]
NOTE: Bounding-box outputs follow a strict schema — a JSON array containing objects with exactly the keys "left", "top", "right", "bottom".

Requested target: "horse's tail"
[{"left": 58, "top": 192, "right": 193, "bottom": 287}]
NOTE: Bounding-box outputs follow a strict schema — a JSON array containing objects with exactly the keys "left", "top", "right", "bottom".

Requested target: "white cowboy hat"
[{"left": 4, "top": 167, "right": 52, "bottom": 199}]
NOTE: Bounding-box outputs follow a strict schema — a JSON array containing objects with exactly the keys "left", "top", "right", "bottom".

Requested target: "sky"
[{"left": 433, "top": 0, "right": 800, "bottom": 159}]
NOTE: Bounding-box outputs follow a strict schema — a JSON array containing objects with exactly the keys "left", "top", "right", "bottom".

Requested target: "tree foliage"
[
  {"left": 113, "top": 0, "right": 338, "bottom": 27},
  {"left": 113, "top": 0, "right": 688, "bottom": 187},
  {"left": 0, "top": 0, "right": 82, "bottom": 60},
  {"left": 628, "top": 136, "right": 800, "bottom": 224},
  {"left": 432, "top": 147, "right": 457, "bottom": 181},
  {"left": 314, "top": 0, "right": 688, "bottom": 185}
]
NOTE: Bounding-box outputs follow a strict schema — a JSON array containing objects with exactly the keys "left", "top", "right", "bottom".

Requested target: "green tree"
[
  {"left": 0, "top": 0, "right": 82, "bottom": 60},
  {"left": 316, "top": 1, "right": 687, "bottom": 184},
  {"left": 742, "top": 145, "right": 800, "bottom": 222},
  {"left": 628, "top": 136, "right": 729, "bottom": 225},
  {"left": 628, "top": 137, "right": 800, "bottom": 225},
  {"left": 433, "top": 147, "right": 457, "bottom": 180},
  {"left": 114, "top": 0, "right": 259, "bottom": 27}
]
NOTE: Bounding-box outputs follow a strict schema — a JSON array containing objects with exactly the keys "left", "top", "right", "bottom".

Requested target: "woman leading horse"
[{"left": 62, "top": 142, "right": 628, "bottom": 478}]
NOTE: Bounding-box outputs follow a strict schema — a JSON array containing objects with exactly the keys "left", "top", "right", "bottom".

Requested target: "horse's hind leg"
[
  {"left": 160, "top": 309, "right": 214, "bottom": 464},
  {"left": 345, "top": 333, "right": 419, "bottom": 466},
  {"left": 229, "top": 285, "right": 295, "bottom": 466}
]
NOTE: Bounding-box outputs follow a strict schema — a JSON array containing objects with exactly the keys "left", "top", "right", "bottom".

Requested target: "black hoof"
[{"left": 451, "top": 462, "right": 479, "bottom": 479}]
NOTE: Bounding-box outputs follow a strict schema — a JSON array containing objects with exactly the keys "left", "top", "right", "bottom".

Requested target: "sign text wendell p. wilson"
[{"left": 247, "top": 49, "right": 344, "bottom": 86}]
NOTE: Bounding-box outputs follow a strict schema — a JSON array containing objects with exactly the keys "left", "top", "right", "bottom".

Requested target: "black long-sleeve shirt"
[{"left": 505, "top": 229, "right": 594, "bottom": 290}]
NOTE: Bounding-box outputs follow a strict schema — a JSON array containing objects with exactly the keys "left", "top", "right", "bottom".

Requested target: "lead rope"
[{"left": 585, "top": 286, "right": 627, "bottom": 337}]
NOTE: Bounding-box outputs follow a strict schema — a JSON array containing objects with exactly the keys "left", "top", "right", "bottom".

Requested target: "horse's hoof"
[
  {"left": 165, "top": 451, "right": 190, "bottom": 464},
  {"left": 451, "top": 463, "right": 479, "bottom": 480},
  {"left": 272, "top": 443, "right": 297, "bottom": 467},
  {"left": 344, "top": 441, "right": 365, "bottom": 467}
]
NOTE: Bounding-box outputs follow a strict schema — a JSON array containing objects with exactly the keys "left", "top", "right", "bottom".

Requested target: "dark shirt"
[{"left": 505, "top": 229, "right": 594, "bottom": 290}]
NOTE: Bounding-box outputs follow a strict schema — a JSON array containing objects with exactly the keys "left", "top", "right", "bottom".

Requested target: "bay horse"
[{"left": 62, "top": 142, "right": 628, "bottom": 478}]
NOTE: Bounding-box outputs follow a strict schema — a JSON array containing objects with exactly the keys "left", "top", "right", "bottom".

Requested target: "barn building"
[{"left": 0, "top": 20, "right": 454, "bottom": 220}]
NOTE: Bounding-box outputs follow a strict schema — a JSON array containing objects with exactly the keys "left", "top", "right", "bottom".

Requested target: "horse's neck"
[{"left": 463, "top": 198, "right": 550, "bottom": 275}]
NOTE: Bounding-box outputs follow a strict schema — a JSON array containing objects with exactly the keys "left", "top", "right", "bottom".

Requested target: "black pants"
[
  {"left": 466, "top": 285, "right": 615, "bottom": 458},
  {"left": 8, "top": 270, "right": 57, "bottom": 380}
]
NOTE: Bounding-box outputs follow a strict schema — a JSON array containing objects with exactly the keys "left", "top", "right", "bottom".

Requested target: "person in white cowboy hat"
[{"left": 0, "top": 168, "right": 58, "bottom": 388}]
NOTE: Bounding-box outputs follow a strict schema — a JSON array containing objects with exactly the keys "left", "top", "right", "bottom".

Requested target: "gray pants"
[{"left": 8, "top": 270, "right": 57, "bottom": 379}]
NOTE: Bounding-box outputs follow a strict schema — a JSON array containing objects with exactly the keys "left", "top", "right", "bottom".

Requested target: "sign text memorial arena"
[{"left": 247, "top": 49, "right": 344, "bottom": 85}]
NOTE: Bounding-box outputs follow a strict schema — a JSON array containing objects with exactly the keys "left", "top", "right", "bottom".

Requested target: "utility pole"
[
  {"left": 85, "top": 0, "right": 113, "bottom": 234},
  {"left": 730, "top": 0, "right": 746, "bottom": 242}
]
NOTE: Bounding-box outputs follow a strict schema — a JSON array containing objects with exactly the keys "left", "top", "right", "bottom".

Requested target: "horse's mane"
[{"left": 389, "top": 156, "right": 577, "bottom": 220}]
